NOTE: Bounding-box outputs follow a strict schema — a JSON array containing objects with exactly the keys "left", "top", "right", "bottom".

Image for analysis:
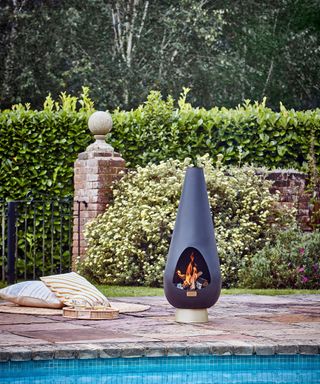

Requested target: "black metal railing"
[{"left": 0, "top": 197, "right": 84, "bottom": 284}]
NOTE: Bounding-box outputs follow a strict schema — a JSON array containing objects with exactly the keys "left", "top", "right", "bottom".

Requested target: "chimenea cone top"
[
  {"left": 164, "top": 167, "right": 221, "bottom": 310},
  {"left": 172, "top": 167, "right": 215, "bottom": 245}
]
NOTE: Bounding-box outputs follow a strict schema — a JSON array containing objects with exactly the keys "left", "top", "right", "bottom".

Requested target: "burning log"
[{"left": 176, "top": 252, "right": 207, "bottom": 291}]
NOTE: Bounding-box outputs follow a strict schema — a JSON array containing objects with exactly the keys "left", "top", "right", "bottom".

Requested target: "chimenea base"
[{"left": 175, "top": 308, "right": 208, "bottom": 323}]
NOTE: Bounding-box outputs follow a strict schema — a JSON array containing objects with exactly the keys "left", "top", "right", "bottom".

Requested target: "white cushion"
[
  {"left": 40, "top": 272, "right": 110, "bottom": 307},
  {"left": 0, "top": 281, "right": 63, "bottom": 308}
]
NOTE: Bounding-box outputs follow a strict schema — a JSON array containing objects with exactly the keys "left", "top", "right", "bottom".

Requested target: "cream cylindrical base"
[{"left": 175, "top": 308, "right": 208, "bottom": 323}]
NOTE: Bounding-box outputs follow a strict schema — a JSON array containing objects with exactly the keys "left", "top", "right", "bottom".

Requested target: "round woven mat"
[
  {"left": 0, "top": 301, "right": 149, "bottom": 315},
  {"left": 110, "top": 301, "right": 150, "bottom": 313}
]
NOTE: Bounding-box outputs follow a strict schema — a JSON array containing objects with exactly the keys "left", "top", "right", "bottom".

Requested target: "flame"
[{"left": 177, "top": 252, "right": 202, "bottom": 290}]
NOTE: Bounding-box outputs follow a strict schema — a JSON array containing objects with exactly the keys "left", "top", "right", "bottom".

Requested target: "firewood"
[
  {"left": 195, "top": 271, "right": 203, "bottom": 279},
  {"left": 177, "top": 270, "right": 186, "bottom": 280}
]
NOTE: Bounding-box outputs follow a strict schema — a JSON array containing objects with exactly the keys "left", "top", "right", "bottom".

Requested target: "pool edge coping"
[{"left": 0, "top": 342, "right": 319, "bottom": 362}]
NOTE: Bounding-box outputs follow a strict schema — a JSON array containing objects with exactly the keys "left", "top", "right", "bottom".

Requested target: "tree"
[
  {"left": 212, "top": 0, "right": 320, "bottom": 109},
  {"left": 0, "top": 0, "right": 319, "bottom": 110}
]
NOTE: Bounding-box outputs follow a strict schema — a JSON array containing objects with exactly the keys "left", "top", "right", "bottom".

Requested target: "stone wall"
[{"left": 267, "top": 170, "right": 314, "bottom": 230}]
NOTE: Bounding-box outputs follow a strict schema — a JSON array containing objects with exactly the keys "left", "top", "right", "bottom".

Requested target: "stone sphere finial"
[
  {"left": 86, "top": 111, "right": 114, "bottom": 154},
  {"left": 88, "top": 111, "right": 112, "bottom": 139}
]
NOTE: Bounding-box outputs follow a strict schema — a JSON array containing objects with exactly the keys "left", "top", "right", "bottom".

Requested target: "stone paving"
[{"left": 0, "top": 294, "right": 319, "bottom": 361}]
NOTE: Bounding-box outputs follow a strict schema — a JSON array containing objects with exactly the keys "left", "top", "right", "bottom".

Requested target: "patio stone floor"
[{"left": 0, "top": 294, "right": 319, "bottom": 361}]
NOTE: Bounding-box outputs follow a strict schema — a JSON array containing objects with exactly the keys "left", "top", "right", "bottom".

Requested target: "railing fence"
[{"left": 0, "top": 198, "right": 85, "bottom": 284}]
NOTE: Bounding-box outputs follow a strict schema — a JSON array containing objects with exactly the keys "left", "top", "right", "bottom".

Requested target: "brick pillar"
[{"left": 72, "top": 111, "right": 125, "bottom": 269}]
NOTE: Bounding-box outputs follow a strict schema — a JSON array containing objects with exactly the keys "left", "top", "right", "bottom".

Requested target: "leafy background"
[
  {"left": 1, "top": 0, "right": 319, "bottom": 111},
  {"left": 80, "top": 156, "right": 296, "bottom": 287},
  {"left": 0, "top": 89, "right": 319, "bottom": 285},
  {"left": 1, "top": 0, "right": 319, "bottom": 287},
  {"left": 111, "top": 90, "right": 320, "bottom": 169},
  {"left": 1, "top": 89, "right": 319, "bottom": 201},
  {"left": 0, "top": 88, "right": 93, "bottom": 200},
  {"left": 0, "top": 89, "right": 93, "bottom": 280}
]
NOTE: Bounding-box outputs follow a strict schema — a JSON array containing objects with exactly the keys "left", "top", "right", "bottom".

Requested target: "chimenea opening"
[{"left": 174, "top": 247, "right": 211, "bottom": 293}]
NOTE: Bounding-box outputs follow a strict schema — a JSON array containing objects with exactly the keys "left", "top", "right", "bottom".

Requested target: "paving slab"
[
  {"left": 0, "top": 313, "right": 56, "bottom": 325},
  {"left": 0, "top": 331, "right": 47, "bottom": 346},
  {"left": 0, "top": 294, "right": 319, "bottom": 360},
  {"left": 0, "top": 321, "right": 89, "bottom": 332}
]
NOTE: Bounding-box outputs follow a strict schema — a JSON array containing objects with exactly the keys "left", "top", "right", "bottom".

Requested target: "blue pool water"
[{"left": 1, "top": 355, "right": 320, "bottom": 384}]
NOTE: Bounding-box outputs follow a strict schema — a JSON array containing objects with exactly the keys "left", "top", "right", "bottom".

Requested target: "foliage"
[
  {"left": 110, "top": 90, "right": 320, "bottom": 169},
  {"left": 0, "top": 199, "right": 73, "bottom": 281},
  {"left": 240, "top": 229, "right": 320, "bottom": 289},
  {"left": 80, "top": 155, "right": 295, "bottom": 287},
  {"left": 0, "top": 88, "right": 94, "bottom": 280},
  {"left": 305, "top": 132, "right": 320, "bottom": 230},
  {"left": 213, "top": 0, "right": 320, "bottom": 110},
  {"left": 1, "top": 0, "right": 319, "bottom": 111},
  {"left": 2, "top": 88, "right": 319, "bottom": 196},
  {"left": 0, "top": 87, "right": 94, "bottom": 200}
]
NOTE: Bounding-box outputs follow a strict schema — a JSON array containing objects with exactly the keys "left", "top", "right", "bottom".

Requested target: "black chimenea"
[{"left": 164, "top": 167, "right": 221, "bottom": 323}]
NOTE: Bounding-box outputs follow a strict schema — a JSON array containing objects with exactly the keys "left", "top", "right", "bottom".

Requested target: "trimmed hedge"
[
  {"left": 1, "top": 88, "right": 320, "bottom": 201},
  {"left": 0, "top": 88, "right": 94, "bottom": 200},
  {"left": 111, "top": 89, "right": 320, "bottom": 169},
  {"left": 0, "top": 89, "right": 94, "bottom": 279}
]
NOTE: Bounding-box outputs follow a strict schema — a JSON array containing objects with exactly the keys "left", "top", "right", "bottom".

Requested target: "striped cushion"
[
  {"left": 0, "top": 281, "right": 63, "bottom": 308},
  {"left": 40, "top": 272, "right": 110, "bottom": 307}
]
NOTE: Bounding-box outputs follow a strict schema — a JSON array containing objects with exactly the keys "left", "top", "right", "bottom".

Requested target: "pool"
[{"left": 1, "top": 355, "right": 320, "bottom": 384}]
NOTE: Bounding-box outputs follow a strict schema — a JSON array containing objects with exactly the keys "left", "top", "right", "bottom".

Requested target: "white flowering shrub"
[{"left": 79, "top": 155, "right": 295, "bottom": 287}]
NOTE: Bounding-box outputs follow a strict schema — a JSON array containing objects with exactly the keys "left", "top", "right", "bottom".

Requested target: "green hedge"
[
  {"left": 111, "top": 89, "right": 320, "bottom": 169},
  {"left": 0, "top": 88, "right": 94, "bottom": 279},
  {"left": 1, "top": 88, "right": 320, "bottom": 201},
  {"left": 0, "top": 88, "right": 94, "bottom": 200}
]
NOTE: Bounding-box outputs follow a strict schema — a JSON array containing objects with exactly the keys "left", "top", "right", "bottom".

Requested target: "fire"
[{"left": 176, "top": 252, "right": 206, "bottom": 291}]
